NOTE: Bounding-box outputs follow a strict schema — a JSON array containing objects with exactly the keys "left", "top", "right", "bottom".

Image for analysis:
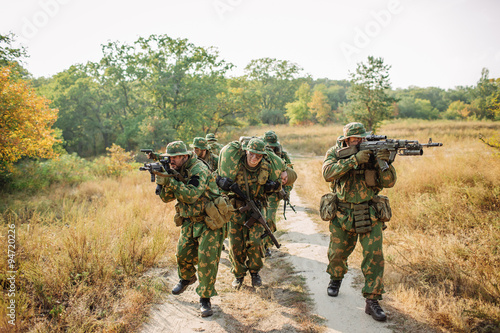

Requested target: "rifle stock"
[{"left": 229, "top": 183, "right": 281, "bottom": 249}]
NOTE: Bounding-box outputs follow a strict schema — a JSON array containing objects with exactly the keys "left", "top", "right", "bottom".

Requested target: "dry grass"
[
  {"left": 0, "top": 172, "right": 178, "bottom": 332},
  {"left": 264, "top": 120, "right": 500, "bottom": 332}
]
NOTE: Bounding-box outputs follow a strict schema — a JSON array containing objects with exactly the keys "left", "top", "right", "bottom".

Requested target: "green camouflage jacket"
[
  {"left": 322, "top": 146, "right": 397, "bottom": 204},
  {"left": 159, "top": 152, "right": 220, "bottom": 218},
  {"left": 199, "top": 151, "right": 219, "bottom": 172},
  {"left": 208, "top": 142, "right": 224, "bottom": 157}
]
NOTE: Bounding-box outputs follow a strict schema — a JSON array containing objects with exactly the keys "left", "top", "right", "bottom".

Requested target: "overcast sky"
[{"left": 1, "top": 0, "right": 499, "bottom": 89}]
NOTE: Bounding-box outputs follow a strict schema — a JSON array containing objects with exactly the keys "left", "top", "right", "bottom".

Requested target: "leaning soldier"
[
  {"left": 154, "top": 141, "right": 227, "bottom": 317},
  {"left": 217, "top": 138, "right": 286, "bottom": 289},
  {"left": 190, "top": 137, "right": 218, "bottom": 172},
  {"left": 322, "top": 122, "right": 397, "bottom": 322},
  {"left": 206, "top": 133, "right": 224, "bottom": 156},
  {"left": 262, "top": 130, "right": 294, "bottom": 257}
]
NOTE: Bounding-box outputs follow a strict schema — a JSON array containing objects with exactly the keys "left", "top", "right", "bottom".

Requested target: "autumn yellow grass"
[
  {"left": 264, "top": 120, "right": 500, "bottom": 332},
  {"left": 0, "top": 172, "right": 178, "bottom": 332}
]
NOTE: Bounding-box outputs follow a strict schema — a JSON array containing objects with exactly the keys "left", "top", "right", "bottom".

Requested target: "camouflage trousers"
[
  {"left": 228, "top": 211, "right": 266, "bottom": 278},
  {"left": 327, "top": 215, "right": 385, "bottom": 300},
  {"left": 177, "top": 219, "right": 224, "bottom": 298},
  {"left": 263, "top": 196, "right": 280, "bottom": 250}
]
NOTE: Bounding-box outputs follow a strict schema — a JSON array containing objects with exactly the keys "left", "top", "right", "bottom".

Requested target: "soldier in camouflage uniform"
[
  {"left": 322, "top": 122, "right": 397, "bottom": 322},
  {"left": 262, "top": 130, "right": 294, "bottom": 257},
  {"left": 155, "top": 141, "right": 225, "bottom": 317},
  {"left": 217, "top": 138, "right": 285, "bottom": 289},
  {"left": 190, "top": 137, "right": 219, "bottom": 172},
  {"left": 206, "top": 133, "right": 224, "bottom": 157}
]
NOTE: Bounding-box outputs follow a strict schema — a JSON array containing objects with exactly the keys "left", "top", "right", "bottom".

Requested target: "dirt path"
[{"left": 141, "top": 189, "right": 394, "bottom": 332}]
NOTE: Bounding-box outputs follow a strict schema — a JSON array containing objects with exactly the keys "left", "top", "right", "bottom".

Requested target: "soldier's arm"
[
  {"left": 322, "top": 147, "right": 358, "bottom": 182},
  {"left": 170, "top": 165, "right": 209, "bottom": 204},
  {"left": 378, "top": 164, "right": 397, "bottom": 188}
]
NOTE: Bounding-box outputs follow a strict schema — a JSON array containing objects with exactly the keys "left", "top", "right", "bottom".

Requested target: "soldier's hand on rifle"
[
  {"left": 355, "top": 150, "right": 371, "bottom": 164},
  {"left": 264, "top": 180, "right": 280, "bottom": 193},
  {"left": 146, "top": 152, "right": 154, "bottom": 160},
  {"left": 376, "top": 149, "right": 390, "bottom": 162},
  {"left": 216, "top": 176, "right": 234, "bottom": 191},
  {"left": 155, "top": 184, "right": 162, "bottom": 195},
  {"left": 280, "top": 171, "right": 288, "bottom": 185}
]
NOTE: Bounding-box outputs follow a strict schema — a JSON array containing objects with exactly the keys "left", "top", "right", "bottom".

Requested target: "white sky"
[{"left": 1, "top": 0, "right": 499, "bottom": 89}]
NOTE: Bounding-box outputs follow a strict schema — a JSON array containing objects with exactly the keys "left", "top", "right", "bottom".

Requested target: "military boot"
[
  {"left": 171, "top": 275, "right": 197, "bottom": 295},
  {"left": 200, "top": 298, "right": 213, "bottom": 317},
  {"left": 327, "top": 279, "right": 342, "bottom": 297},
  {"left": 250, "top": 272, "right": 262, "bottom": 287},
  {"left": 232, "top": 277, "right": 244, "bottom": 290},
  {"left": 365, "top": 299, "right": 387, "bottom": 321}
]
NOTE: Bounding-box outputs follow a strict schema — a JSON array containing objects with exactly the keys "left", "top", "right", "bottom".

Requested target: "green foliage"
[
  {"left": 260, "top": 109, "right": 287, "bottom": 125},
  {"left": 397, "top": 97, "right": 440, "bottom": 119},
  {"left": 470, "top": 68, "right": 500, "bottom": 120},
  {"left": 285, "top": 83, "right": 312, "bottom": 125},
  {"left": 344, "top": 56, "right": 395, "bottom": 132},
  {"left": 93, "top": 144, "right": 135, "bottom": 177}
]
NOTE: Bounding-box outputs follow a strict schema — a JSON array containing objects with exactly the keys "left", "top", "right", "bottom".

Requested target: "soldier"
[
  {"left": 217, "top": 138, "right": 286, "bottom": 289},
  {"left": 154, "top": 141, "right": 226, "bottom": 317},
  {"left": 322, "top": 122, "right": 396, "bottom": 322},
  {"left": 190, "top": 137, "right": 218, "bottom": 172},
  {"left": 206, "top": 133, "right": 224, "bottom": 156},
  {"left": 262, "top": 130, "right": 294, "bottom": 257}
]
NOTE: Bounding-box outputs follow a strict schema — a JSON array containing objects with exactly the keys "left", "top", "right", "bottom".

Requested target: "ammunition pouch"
[
  {"left": 205, "top": 196, "right": 234, "bottom": 230},
  {"left": 173, "top": 205, "right": 183, "bottom": 226},
  {"left": 320, "top": 193, "right": 338, "bottom": 221},
  {"left": 371, "top": 195, "right": 392, "bottom": 222},
  {"left": 350, "top": 169, "right": 377, "bottom": 187},
  {"left": 338, "top": 201, "right": 372, "bottom": 234}
]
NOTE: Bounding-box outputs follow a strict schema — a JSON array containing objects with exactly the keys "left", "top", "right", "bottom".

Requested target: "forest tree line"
[{"left": 2, "top": 32, "right": 500, "bottom": 162}]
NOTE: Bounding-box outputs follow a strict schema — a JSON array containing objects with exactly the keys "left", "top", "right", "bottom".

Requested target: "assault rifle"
[
  {"left": 280, "top": 188, "right": 296, "bottom": 220},
  {"left": 139, "top": 149, "right": 185, "bottom": 183},
  {"left": 336, "top": 136, "right": 443, "bottom": 172},
  {"left": 229, "top": 183, "right": 281, "bottom": 249}
]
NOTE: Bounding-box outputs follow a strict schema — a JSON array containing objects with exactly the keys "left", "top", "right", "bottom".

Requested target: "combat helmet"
[
  {"left": 340, "top": 122, "right": 368, "bottom": 140},
  {"left": 190, "top": 137, "right": 209, "bottom": 150},
  {"left": 161, "top": 141, "right": 190, "bottom": 157},
  {"left": 206, "top": 133, "right": 217, "bottom": 142},
  {"left": 244, "top": 138, "right": 267, "bottom": 154},
  {"left": 263, "top": 130, "right": 280, "bottom": 147}
]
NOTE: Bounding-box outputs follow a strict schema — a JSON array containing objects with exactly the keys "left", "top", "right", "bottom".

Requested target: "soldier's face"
[
  {"left": 346, "top": 137, "right": 363, "bottom": 146},
  {"left": 194, "top": 148, "right": 207, "bottom": 159},
  {"left": 170, "top": 155, "right": 189, "bottom": 170},
  {"left": 246, "top": 151, "right": 263, "bottom": 167}
]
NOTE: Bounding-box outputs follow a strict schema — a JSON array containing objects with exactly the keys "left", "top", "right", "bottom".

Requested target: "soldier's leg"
[
  {"left": 177, "top": 222, "right": 198, "bottom": 280},
  {"left": 228, "top": 214, "right": 250, "bottom": 279},
  {"left": 326, "top": 222, "right": 358, "bottom": 279},
  {"left": 246, "top": 223, "right": 265, "bottom": 273},
  {"left": 359, "top": 220, "right": 385, "bottom": 299},
  {"left": 196, "top": 227, "right": 224, "bottom": 298}
]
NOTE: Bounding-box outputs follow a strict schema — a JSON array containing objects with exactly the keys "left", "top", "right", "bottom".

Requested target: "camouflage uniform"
[
  {"left": 206, "top": 133, "right": 224, "bottom": 157},
  {"left": 263, "top": 131, "right": 294, "bottom": 252},
  {"left": 218, "top": 138, "right": 283, "bottom": 286},
  {"left": 322, "top": 123, "right": 397, "bottom": 301},
  {"left": 191, "top": 137, "right": 219, "bottom": 172},
  {"left": 157, "top": 141, "right": 224, "bottom": 299}
]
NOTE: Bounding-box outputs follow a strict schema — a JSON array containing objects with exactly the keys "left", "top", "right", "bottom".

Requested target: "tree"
[
  {"left": 0, "top": 66, "right": 59, "bottom": 172},
  {"left": 285, "top": 83, "right": 312, "bottom": 125},
  {"left": 470, "top": 68, "right": 500, "bottom": 120},
  {"left": 308, "top": 87, "right": 332, "bottom": 123},
  {"left": 244, "top": 58, "right": 306, "bottom": 119},
  {"left": 0, "top": 33, "right": 29, "bottom": 79},
  {"left": 344, "top": 56, "right": 395, "bottom": 132}
]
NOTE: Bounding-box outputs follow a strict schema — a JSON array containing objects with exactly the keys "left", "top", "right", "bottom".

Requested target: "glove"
[
  {"left": 264, "top": 180, "right": 280, "bottom": 193},
  {"left": 355, "top": 150, "right": 371, "bottom": 164},
  {"left": 216, "top": 176, "right": 234, "bottom": 191},
  {"left": 155, "top": 184, "right": 162, "bottom": 196},
  {"left": 376, "top": 149, "right": 390, "bottom": 162}
]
